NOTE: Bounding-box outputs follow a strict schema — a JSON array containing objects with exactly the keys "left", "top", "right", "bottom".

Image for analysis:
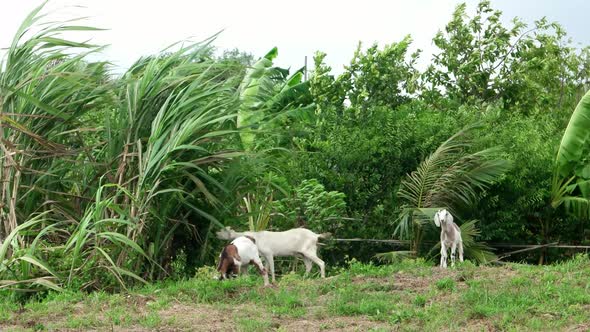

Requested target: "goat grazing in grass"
[
  {"left": 434, "top": 209, "right": 464, "bottom": 268},
  {"left": 217, "top": 235, "right": 270, "bottom": 286},
  {"left": 216, "top": 227, "right": 331, "bottom": 282}
]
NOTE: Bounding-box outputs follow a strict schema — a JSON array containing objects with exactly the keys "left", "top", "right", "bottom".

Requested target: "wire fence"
[
  {"left": 331, "top": 237, "right": 590, "bottom": 249},
  {"left": 328, "top": 237, "right": 590, "bottom": 261}
]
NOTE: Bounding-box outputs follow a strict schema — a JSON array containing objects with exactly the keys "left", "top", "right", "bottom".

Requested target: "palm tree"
[{"left": 384, "top": 123, "right": 510, "bottom": 263}]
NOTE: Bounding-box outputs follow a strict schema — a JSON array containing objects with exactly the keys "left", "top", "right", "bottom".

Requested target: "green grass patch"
[
  {"left": 2, "top": 256, "right": 590, "bottom": 331},
  {"left": 435, "top": 277, "right": 455, "bottom": 291},
  {"left": 236, "top": 317, "right": 272, "bottom": 331}
]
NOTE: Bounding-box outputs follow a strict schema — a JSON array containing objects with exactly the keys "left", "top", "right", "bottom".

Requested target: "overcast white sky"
[{"left": 1, "top": 1, "right": 589, "bottom": 75}]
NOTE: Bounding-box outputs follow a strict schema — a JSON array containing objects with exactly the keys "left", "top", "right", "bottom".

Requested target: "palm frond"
[
  {"left": 398, "top": 123, "right": 510, "bottom": 210},
  {"left": 457, "top": 220, "right": 497, "bottom": 263}
]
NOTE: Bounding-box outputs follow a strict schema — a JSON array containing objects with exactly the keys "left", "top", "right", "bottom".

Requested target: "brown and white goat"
[{"left": 217, "top": 236, "right": 270, "bottom": 286}]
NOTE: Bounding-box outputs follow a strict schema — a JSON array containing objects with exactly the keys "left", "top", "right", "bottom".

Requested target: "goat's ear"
[{"left": 434, "top": 212, "right": 441, "bottom": 227}]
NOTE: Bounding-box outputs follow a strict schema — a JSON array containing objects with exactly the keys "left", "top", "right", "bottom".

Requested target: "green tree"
[
  {"left": 422, "top": 0, "right": 589, "bottom": 115},
  {"left": 423, "top": 1, "right": 526, "bottom": 104},
  {"left": 342, "top": 36, "right": 420, "bottom": 110}
]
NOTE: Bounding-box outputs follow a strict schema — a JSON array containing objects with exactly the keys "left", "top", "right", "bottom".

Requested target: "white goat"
[
  {"left": 434, "top": 209, "right": 464, "bottom": 268},
  {"left": 216, "top": 227, "right": 331, "bottom": 282},
  {"left": 217, "top": 235, "right": 270, "bottom": 286}
]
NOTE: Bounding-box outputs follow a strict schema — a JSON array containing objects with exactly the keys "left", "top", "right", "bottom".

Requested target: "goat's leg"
[
  {"left": 458, "top": 240, "right": 464, "bottom": 262},
  {"left": 263, "top": 254, "right": 276, "bottom": 283},
  {"left": 303, "top": 252, "right": 325, "bottom": 278},
  {"left": 240, "top": 265, "right": 249, "bottom": 276},
  {"left": 440, "top": 243, "right": 447, "bottom": 268},
  {"left": 218, "top": 260, "right": 230, "bottom": 280},
  {"left": 303, "top": 257, "right": 313, "bottom": 275},
  {"left": 249, "top": 258, "right": 270, "bottom": 286},
  {"left": 451, "top": 242, "right": 457, "bottom": 267},
  {"left": 229, "top": 264, "right": 239, "bottom": 278}
]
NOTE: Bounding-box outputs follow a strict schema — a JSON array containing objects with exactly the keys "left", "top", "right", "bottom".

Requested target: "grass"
[{"left": 1, "top": 255, "right": 590, "bottom": 331}]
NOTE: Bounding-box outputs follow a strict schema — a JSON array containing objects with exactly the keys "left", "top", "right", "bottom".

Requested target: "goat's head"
[
  {"left": 216, "top": 226, "right": 238, "bottom": 240},
  {"left": 434, "top": 209, "right": 453, "bottom": 227}
]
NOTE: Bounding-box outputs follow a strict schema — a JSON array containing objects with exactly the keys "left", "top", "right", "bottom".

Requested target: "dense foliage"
[{"left": 1, "top": 0, "right": 590, "bottom": 295}]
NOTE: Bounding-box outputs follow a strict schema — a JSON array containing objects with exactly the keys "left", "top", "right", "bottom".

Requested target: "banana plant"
[
  {"left": 551, "top": 90, "right": 590, "bottom": 218},
  {"left": 237, "top": 48, "right": 313, "bottom": 151}
]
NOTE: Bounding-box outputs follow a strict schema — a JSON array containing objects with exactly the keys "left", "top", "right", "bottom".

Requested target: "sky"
[{"left": 1, "top": 0, "right": 589, "bottom": 75}]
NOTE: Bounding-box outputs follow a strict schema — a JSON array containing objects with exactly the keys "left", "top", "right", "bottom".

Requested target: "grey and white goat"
[{"left": 434, "top": 209, "right": 464, "bottom": 268}]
